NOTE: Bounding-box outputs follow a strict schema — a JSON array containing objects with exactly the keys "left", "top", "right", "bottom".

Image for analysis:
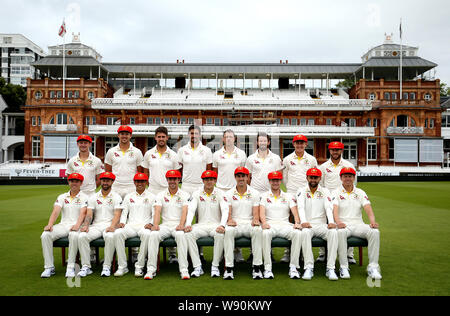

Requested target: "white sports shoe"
[
  {"left": 302, "top": 268, "right": 314, "bottom": 280},
  {"left": 223, "top": 268, "right": 234, "bottom": 280},
  {"left": 40, "top": 268, "right": 55, "bottom": 278},
  {"left": 263, "top": 270, "right": 274, "bottom": 279},
  {"left": 234, "top": 249, "right": 245, "bottom": 263},
  {"left": 65, "top": 268, "right": 75, "bottom": 278},
  {"left": 181, "top": 270, "right": 190, "bottom": 280},
  {"left": 100, "top": 266, "right": 111, "bottom": 277},
  {"left": 289, "top": 267, "right": 300, "bottom": 279},
  {"left": 280, "top": 248, "right": 290, "bottom": 263},
  {"left": 348, "top": 256, "right": 357, "bottom": 265},
  {"left": 114, "top": 267, "right": 129, "bottom": 277},
  {"left": 326, "top": 269, "right": 339, "bottom": 281},
  {"left": 367, "top": 267, "right": 382, "bottom": 280},
  {"left": 134, "top": 267, "right": 144, "bottom": 277},
  {"left": 77, "top": 266, "right": 93, "bottom": 278},
  {"left": 252, "top": 269, "right": 263, "bottom": 280},
  {"left": 211, "top": 266, "right": 220, "bottom": 278},
  {"left": 144, "top": 270, "right": 155, "bottom": 280},
  {"left": 191, "top": 266, "right": 204, "bottom": 278},
  {"left": 339, "top": 268, "right": 351, "bottom": 279}
]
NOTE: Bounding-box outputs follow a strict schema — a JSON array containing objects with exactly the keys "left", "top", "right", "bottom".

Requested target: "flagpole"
[
  {"left": 62, "top": 26, "right": 66, "bottom": 101},
  {"left": 400, "top": 18, "right": 403, "bottom": 101}
]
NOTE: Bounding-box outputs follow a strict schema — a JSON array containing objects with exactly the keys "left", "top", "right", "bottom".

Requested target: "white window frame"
[
  {"left": 368, "top": 139, "right": 377, "bottom": 161},
  {"left": 32, "top": 136, "right": 40, "bottom": 157}
]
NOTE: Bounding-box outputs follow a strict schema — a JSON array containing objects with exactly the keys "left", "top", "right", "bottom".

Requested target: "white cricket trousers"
[
  {"left": 148, "top": 184, "right": 168, "bottom": 195},
  {"left": 337, "top": 224, "right": 380, "bottom": 270},
  {"left": 302, "top": 225, "right": 338, "bottom": 270},
  {"left": 147, "top": 223, "right": 189, "bottom": 274},
  {"left": 181, "top": 183, "right": 202, "bottom": 195},
  {"left": 41, "top": 223, "right": 75, "bottom": 269},
  {"left": 185, "top": 224, "right": 225, "bottom": 268},
  {"left": 262, "top": 223, "right": 303, "bottom": 271},
  {"left": 224, "top": 223, "right": 263, "bottom": 268},
  {"left": 112, "top": 184, "right": 135, "bottom": 199},
  {"left": 113, "top": 224, "right": 151, "bottom": 270},
  {"left": 78, "top": 223, "right": 112, "bottom": 269}
]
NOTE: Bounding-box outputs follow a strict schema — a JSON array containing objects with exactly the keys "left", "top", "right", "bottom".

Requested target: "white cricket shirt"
[
  {"left": 120, "top": 189, "right": 155, "bottom": 226},
  {"left": 66, "top": 152, "right": 103, "bottom": 194},
  {"left": 282, "top": 151, "right": 318, "bottom": 193},
  {"left": 245, "top": 150, "right": 282, "bottom": 193},
  {"left": 104, "top": 143, "right": 143, "bottom": 186},
  {"left": 259, "top": 190, "right": 296, "bottom": 224},
  {"left": 154, "top": 189, "right": 190, "bottom": 225},
  {"left": 223, "top": 185, "right": 260, "bottom": 224},
  {"left": 332, "top": 185, "right": 371, "bottom": 225},
  {"left": 177, "top": 143, "right": 213, "bottom": 186},
  {"left": 88, "top": 191, "right": 123, "bottom": 225},
  {"left": 54, "top": 191, "right": 89, "bottom": 225},
  {"left": 187, "top": 187, "right": 228, "bottom": 227},
  {"left": 296, "top": 185, "right": 334, "bottom": 225},
  {"left": 142, "top": 146, "right": 180, "bottom": 189},
  {"left": 212, "top": 146, "right": 247, "bottom": 190},
  {"left": 319, "top": 158, "right": 357, "bottom": 192}
]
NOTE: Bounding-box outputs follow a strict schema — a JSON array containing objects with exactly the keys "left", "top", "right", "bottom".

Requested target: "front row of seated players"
[{"left": 41, "top": 167, "right": 381, "bottom": 280}]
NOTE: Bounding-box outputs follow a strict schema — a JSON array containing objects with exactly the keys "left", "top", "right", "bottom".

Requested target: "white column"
[{"left": 4, "top": 115, "right": 9, "bottom": 136}]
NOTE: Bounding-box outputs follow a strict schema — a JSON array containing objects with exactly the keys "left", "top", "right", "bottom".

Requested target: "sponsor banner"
[
  {"left": 357, "top": 171, "right": 400, "bottom": 177},
  {"left": 0, "top": 168, "right": 64, "bottom": 178}
]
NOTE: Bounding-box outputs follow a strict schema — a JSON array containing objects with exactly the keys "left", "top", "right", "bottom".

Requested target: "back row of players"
[{"left": 41, "top": 125, "right": 382, "bottom": 281}]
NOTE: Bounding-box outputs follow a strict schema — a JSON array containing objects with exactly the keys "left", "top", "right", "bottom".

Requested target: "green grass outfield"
[{"left": 0, "top": 182, "right": 449, "bottom": 296}]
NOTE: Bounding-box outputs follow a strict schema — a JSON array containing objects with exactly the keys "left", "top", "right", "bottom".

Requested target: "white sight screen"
[
  {"left": 419, "top": 139, "right": 443, "bottom": 163},
  {"left": 44, "top": 136, "right": 79, "bottom": 159},
  {"left": 394, "top": 138, "right": 418, "bottom": 163}
]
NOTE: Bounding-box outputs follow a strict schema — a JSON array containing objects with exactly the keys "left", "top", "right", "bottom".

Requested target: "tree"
[
  {"left": 440, "top": 83, "right": 449, "bottom": 96},
  {"left": 335, "top": 78, "right": 356, "bottom": 89},
  {"left": 0, "top": 78, "right": 26, "bottom": 112}
]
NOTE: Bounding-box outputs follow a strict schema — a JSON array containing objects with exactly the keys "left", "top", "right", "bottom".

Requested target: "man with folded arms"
[
  {"left": 113, "top": 172, "right": 155, "bottom": 277},
  {"left": 40, "top": 173, "right": 88, "bottom": 278},
  {"left": 184, "top": 170, "right": 228, "bottom": 278},
  {"left": 259, "top": 171, "right": 303, "bottom": 279},
  {"left": 296, "top": 168, "right": 339, "bottom": 281}
]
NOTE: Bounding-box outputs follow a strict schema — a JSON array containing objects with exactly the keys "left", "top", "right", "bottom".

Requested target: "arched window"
[{"left": 397, "top": 115, "right": 408, "bottom": 127}]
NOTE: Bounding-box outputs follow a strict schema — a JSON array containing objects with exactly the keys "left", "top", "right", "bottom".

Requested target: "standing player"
[
  {"left": 318, "top": 141, "right": 357, "bottom": 264},
  {"left": 281, "top": 134, "right": 318, "bottom": 262},
  {"left": 177, "top": 125, "right": 213, "bottom": 195},
  {"left": 113, "top": 172, "right": 155, "bottom": 277},
  {"left": 66, "top": 135, "right": 103, "bottom": 197},
  {"left": 296, "top": 168, "right": 339, "bottom": 281},
  {"left": 76, "top": 172, "right": 123, "bottom": 278},
  {"left": 245, "top": 132, "right": 283, "bottom": 194},
  {"left": 223, "top": 167, "right": 263, "bottom": 280},
  {"left": 142, "top": 126, "right": 180, "bottom": 194},
  {"left": 105, "top": 125, "right": 143, "bottom": 198},
  {"left": 184, "top": 170, "right": 228, "bottom": 278},
  {"left": 40, "top": 173, "right": 88, "bottom": 278},
  {"left": 333, "top": 167, "right": 382, "bottom": 280},
  {"left": 145, "top": 170, "right": 191, "bottom": 280},
  {"left": 259, "top": 171, "right": 303, "bottom": 279}
]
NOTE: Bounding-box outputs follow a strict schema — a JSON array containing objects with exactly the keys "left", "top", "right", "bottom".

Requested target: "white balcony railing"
[
  {"left": 387, "top": 127, "right": 424, "bottom": 134},
  {"left": 41, "top": 124, "right": 78, "bottom": 132}
]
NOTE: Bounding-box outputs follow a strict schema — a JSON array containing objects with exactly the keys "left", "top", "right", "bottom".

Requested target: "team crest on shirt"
[
  {"left": 107, "top": 199, "right": 113, "bottom": 205},
  {"left": 316, "top": 192, "right": 324, "bottom": 199},
  {"left": 144, "top": 198, "right": 149, "bottom": 204},
  {"left": 211, "top": 195, "right": 217, "bottom": 203},
  {"left": 74, "top": 198, "right": 81, "bottom": 205},
  {"left": 87, "top": 161, "right": 93, "bottom": 166},
  {"left": 176, "top": 196, "right": 182, "bottom": 204},
  {"left": 129, "top": 152, "right": 134, "bottom": 158}
]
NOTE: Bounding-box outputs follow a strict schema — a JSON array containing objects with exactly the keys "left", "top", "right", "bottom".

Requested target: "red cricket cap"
[
  {"left": 201, "top": 170, "right": 218, "bottom": 179},
  {"left": 268, "top": 171, "right": 283, "bottom": 180},
  {"left": 77, "top": 135, "right": 92, "bottom": 143},
  {"left": 67, "top": 173, "right": 84, "bottom": 181},
  {"left": 306, "top": 168, "right": 322, "bottom": 177},
  {"left": 166, "top": 170, "right": 182, "bottom": 178},
  {"left": 133, "top": 173, "right": 149, "bottom": 181},
  {"left": 99, "top": 172, "right": 116, "bottom": 180},
  {"left": 234, "top": 167, "right": 250, "bottom": 176},
  {"left": 329, "top": 141, "right": 344, "bottom": 150},
  {"left": 293, "top": 134, "right": 308, "bottom": 143},
  {"left": 117, "top": 125, "right": 133, "bottom": 134},
  {"left": 340, "top": 167, "right": 356, "bottom": 176}
]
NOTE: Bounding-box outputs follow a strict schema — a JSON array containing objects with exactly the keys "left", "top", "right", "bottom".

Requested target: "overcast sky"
[{"left": 2, "top": 0, "right": 450, "bottom": 85}]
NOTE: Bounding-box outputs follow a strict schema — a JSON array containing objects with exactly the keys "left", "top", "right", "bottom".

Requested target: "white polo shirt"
[
  {"left": 319, "top": 158, "right": 357, "bottom": 192},
  {"left": 212, "top": 146, "right": 247, "bottom": 190},
  {"left": 245, "top": 150, "right": 282, "bottom": 193},
  {"left": 142, "top": 146, "right": 180, "bottom": 190},
  {"left": 177, "top": 143, "right": 213, "bottom": 186},
  {"left": 296, "top": 185, "right": 334, "bottom": 225},
  {"left": 88, "top": 191, "right": 123, "bottom": 225},
  {"left": 187, "top": 188, "right": 228, "bottom": 227},
  {"left": 282, "top": 151, "right": 318, "bottom": 193},
  {"left": 154, "top": 189, "right": 190, "bottom": 225},
  {"left": 66, "top": 152, "right": 103, "bottom": 194},
  {"left": 332, "top": 185, "right": 371, "bottom": 226},
  {"left": 120, "top": 189, "right": 155, "bottom": 226},
  {"left": 223, "top": 185, "right": 260, "bottom": 224},
  {"left": 104, "top": 143, "right": 143, "bottom": 187},
  {"left": 259, "top": 190, "right": 296, "bottom": 224},
  {"left": 54, "top": 191, "right": 89, "bottom": 226}
]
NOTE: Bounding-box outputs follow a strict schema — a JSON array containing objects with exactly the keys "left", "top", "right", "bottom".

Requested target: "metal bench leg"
[
  {"left": 112, "top": 252, "right": 116, "bottom": 272},
  {"left": 128, "top": 247, "right": 133, "bottom": 268},
  {"left": 359, "top": 246, "right": 363, "bottom": 267},
  {"left": 157, "top": 248, "right": 160, "bottom": 273},
  {"left": 95, "top": 247, "right": 100, "bottom": 266},
  {"left": 62, "top": 247, "right": 66, "bottom": 267}
]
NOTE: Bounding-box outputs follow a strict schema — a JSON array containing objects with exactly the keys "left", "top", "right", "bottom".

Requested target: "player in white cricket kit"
[
  {"left": 105, "top": 125, "right": 143, "bottom": 198},
  {"left": 296, "top": 168, "right": 339, "bottom": 281},
  {"left": 281, "top": 134, "right": 318, "bottom": 262},
  {"left": 40, "top": 173, "right": 88, "bottom": 278},
  {"left": 223, "top": 167, "right": 263, "bottom": 280},
  {"left": 76, "top": 172, "right": 123, "bottom": 278},
  {"left": 259, "top": 171, "right": 303, "bottom": 279},
  {"left": 184, "top": 170, "right": 228, "bottom": 278},
  {"left": 319, "top": 141, "right": 357, "bottom": 264},
  {"left": 142, "top": 126, "right": 180, "bottom": 194},
  {"left": 333, "top": 167, "right": 382, "bottom": 280},
  {"left": 145, "top": 170, "right": 191, "bottom": 280},
  {"left": 212, "top": 129, "right": 247, "bottom": 192},
  {"left": 245, "top": 132, "right": 283, "bottom": 194},
  {"left": 112, "top": 172, "right": 155, "bottom": 277},
  {"left": 66, "top": 135, "right": 103, "bottom": 197},
  {"left": 177, "top": 125, "right": 213, "bottom": 195}
]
